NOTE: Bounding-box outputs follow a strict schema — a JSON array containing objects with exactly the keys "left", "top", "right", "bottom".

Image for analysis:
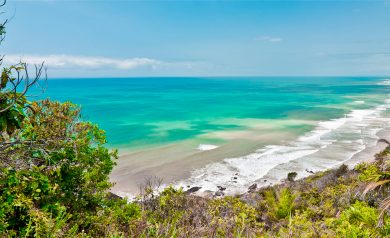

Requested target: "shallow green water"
[{"left": 35, "top": 76, "right": 389, "bottom": 150}]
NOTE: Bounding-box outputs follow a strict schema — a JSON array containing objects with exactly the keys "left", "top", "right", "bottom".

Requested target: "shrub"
[
  {"left": 329, "top": 201, "right": 385, "bottom": 237},
  {"left": 356, "top": 163, "right": 382, "bottom": 182},
  {"left": 287, "top": 172, "right": 298, "bottom": 182},
  {"left": 263, "top": 187, "right": 297, "bottom": 220}
]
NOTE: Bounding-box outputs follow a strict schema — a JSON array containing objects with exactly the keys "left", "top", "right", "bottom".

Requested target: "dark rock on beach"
[
  {"left": 186, "top": 186, "right": 202, "bottom": 194},
  {"left": 248, "top": 183, "right": 257, "bottom": 191},
  {"left": 378, "top": 138, "right": 390, "bottom": 144},
  {"left": 107, "top": 192, "right": 122, "bottom": 200},
  {"left": 217, "top": 186, "right": 226, "bottom": 191},
  {"left": 305, "top": 169, "right": 314, "bottom": 174}
]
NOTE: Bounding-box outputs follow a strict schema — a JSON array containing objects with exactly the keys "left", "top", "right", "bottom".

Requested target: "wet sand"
[
  {"left": 110, "top": 130, "right": 297, "bottom": 196},
  {"left": 110, "top": 127, "right": 390, "bottom": 198},
  {"left": 252, "top": 127, "right": 390, "bottom": 191},
  {"left": 344, "top": 128, "right": 390, "bottom": 166}
]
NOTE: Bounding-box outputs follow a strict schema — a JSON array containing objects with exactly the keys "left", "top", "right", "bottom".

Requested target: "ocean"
[{"left": 36, "top": 76, "right": 390, "bottom": 196}]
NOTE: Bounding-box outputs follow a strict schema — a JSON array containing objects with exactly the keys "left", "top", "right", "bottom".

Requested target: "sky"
[{"left": 1, "top": 0, "right": 390, "bottom": 78}]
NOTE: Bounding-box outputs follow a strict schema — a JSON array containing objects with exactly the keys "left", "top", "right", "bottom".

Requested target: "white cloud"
[
  {"left": 3, "top": 54, "right": 162, "bottom": 70},
  {"left": 255, "top": 36, "right": 283, "bottom": 43}
]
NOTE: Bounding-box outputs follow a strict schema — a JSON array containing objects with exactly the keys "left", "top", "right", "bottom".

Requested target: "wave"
[
  {"left": 377, "top": 79, "right": 390, "bottom": 86},
  {"left": 197, "top": 144, "right": 219, "bottom": 151},
  {"left": 174, "top": 97, "right": 390, "bottom": 196}
]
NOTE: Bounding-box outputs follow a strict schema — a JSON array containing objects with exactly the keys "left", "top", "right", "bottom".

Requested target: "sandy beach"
[
  {"left": 109, "top": 81, "right": 390, "bottom": 199},
  {"left": 110, "top": 130, "right": 297, "bottom": 196},
  {"left": 110, "top": 123, "right": 390, "bottom": 198}
]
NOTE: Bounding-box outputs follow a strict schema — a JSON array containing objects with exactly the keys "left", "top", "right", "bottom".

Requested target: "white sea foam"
[
  {"left": 354, "top": 100, "right": 365, "bottom": 104},
  {"left": 115, "top": 191, "right": 136, "bottom": 200},
  {"left": 377, "top": 79, "right": 390, "bottom": 86},
  {"left": 175, "top": 93, "right": 390, "bottom": 196},
  {"left": 197, "top": 144, "right": 219, "bottom": 151}
]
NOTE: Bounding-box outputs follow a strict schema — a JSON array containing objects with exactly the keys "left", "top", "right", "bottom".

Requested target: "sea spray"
[{"left": 174, "top": 96, "right": 390, "bottom": 196}]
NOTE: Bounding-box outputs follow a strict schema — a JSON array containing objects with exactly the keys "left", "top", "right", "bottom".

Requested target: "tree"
[
  {"left": 0, "top": 0, "right": 46, "bottom": 138},
  {"left": 0, "top": 2, "right": 130, "bottom": 236},
  {"left": 0, "top": 99, "right": 119, "bottom": 236},
  {"left": 287, "top": 172, "right": 297, "bottom": 182}
]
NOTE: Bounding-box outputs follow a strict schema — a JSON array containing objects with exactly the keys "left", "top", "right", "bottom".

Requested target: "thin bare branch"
[{"left": 0, "top": 62, "right": 47, "bottom": 113}]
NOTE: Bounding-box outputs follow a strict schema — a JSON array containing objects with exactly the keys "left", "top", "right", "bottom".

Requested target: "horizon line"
[{"left": 45, "top": 75, "right": 390, "bottom": 80}]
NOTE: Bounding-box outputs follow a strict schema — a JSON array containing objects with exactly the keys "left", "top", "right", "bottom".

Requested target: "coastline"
[
  {"left": 110, "top": 130, "right": 298, "bottom": 197},
  {"left": 111, "top": 126, "right": 390, "bottom": 200},
  {"left": 250, "top": 127, "right": 390, "bottom": 194},
  {"left": 109, "top": 83, "right": 390, "bottom": 199},
  {"left": 170, "top": 101, "right": 390, "bottom": 197},
  {"left": 110, "top": 128, "right": 390, "bottom": 200}
]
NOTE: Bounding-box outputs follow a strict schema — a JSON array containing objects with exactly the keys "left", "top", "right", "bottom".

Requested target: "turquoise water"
[{"left": 35, "top": 77, "right": 389, "bottom": 150}]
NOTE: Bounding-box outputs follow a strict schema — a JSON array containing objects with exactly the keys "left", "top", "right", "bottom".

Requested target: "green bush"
[
  {"left": 356, "top": 163, "right": 382, "bottom": 182},
  {"left": 1, "top": 2, "right": 389, "bottom": 236},
  {"left": 263, "top": 187, "right": 297, "bottom": 220},
  {"left": 329, "top": 201, "right": 385, "bottom": 237}
]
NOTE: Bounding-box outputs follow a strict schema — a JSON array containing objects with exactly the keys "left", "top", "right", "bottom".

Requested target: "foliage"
[
  {"left": 0, "top": 64, "right": 30, "bottom": 136},
  {"left": 329, "top": 201, "right": 387, "bottom": 237},
  {"left": 1, "top": 75, "right": 389, "bottom": 237},
  {"left": 1, "top": 84, "right": 389, "bottom": 238},
  {"left": 1, "top": 2, "right": 390, "bottom": 236},
  {"left": 208, "top": 196, "right": 260, "bottom": 235},
  {"left": 261, "top": 187, "right": 297, "bottom": 220},
  {"left": 0, "top": 98, "right": 145, "bottom": 237},
  {"left": 287, "top": 171, "right": 298, "bottom": 182},
  {"left": 0, "top": 3, "right": 141, "bottom": 236},
  {"left": 356, "top": 162, "right": 383, "bottom": 182}
]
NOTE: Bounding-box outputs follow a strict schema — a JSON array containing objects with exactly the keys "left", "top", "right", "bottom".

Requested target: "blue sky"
[{"left": 2, "top": 0, "right": 390, "bottom": 77}]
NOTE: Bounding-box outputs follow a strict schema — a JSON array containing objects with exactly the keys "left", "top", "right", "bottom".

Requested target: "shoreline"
[
  {"left": 182, "top": 128, "right": 390, "bottom": 198},
  {"left": 110, "top": 98, "right": 390, "bottom": 199},
  {"left": 111, "top": 128, "right": 390, "bottom": 200},
  {"left": 110, "top": 130, "right": 298, "bottom": 197},
  {"left": 111, "top": 133, "right": 390, "bottom": 200}
]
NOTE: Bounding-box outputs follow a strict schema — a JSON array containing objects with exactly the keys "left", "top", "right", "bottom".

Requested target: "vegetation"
[
  {"left": 287, "top": 172, "right": 298, "bottom": 182},
  {"left": 1, "top": 2, "right": 389, "bottom": 237}
]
